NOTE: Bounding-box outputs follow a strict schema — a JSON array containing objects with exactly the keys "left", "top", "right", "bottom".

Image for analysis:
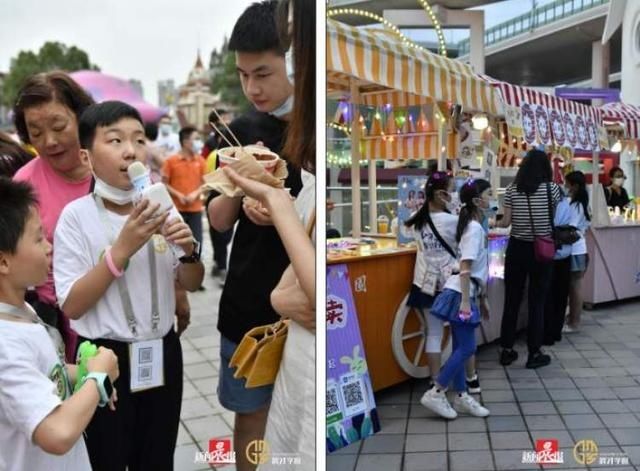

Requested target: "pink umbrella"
[{"left": 70, "top": 70, "right": 167, "bottom": 123}]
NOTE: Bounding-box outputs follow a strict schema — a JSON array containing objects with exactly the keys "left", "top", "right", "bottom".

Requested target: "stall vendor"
[{"left": 604, "top": 166, "right": 631, "bottom": 210}]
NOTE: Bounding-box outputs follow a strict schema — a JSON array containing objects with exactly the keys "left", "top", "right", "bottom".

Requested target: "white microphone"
[{"left": 127, "top": 162, "right": 185, "bottom": 256}]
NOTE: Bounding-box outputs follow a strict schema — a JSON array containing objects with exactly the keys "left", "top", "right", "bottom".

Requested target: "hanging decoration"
[
  {"left": 550, "top": 109, "right": 565, "bottom": 146},
  {"left": 521, "top": 103, "right": 536, "bottom": 145},
  {"left": 534, "top": 106, "right": 551, "bottom": 145},
  {"left": 563, "top": 113, "right": 577, "bottom": 148},
  {"left": 586, "top": 117, "right": 599, "bottom": 150},
  {"left": 574, "top": 115, "right": 589, "bottom": 150}
]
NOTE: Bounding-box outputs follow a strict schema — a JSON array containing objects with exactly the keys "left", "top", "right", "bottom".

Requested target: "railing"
[{"left": 457, "top": 0, "right": 609, "bottom": 56}]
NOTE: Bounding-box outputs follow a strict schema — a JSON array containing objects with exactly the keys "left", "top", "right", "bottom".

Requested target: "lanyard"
[
  {"left": 93, "top": 195, "right": 160, "bottom": 338},
  {"left": 0, "top": 302, "right": 66, "bottom": 366}
]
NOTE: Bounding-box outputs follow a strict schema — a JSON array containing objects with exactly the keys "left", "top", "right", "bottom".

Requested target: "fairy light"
[
  {"left": 328, "top": 122, "right": 351, "bottom": 135},
  {"left": 416, "top": 0, "right": 448, "bottom": 57},
  {"left": 327, "top": 8, "right": 430, "bottom": 53}
]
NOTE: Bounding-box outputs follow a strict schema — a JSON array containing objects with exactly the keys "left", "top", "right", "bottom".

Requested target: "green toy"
[{"left": 74, "top": 340, "right": 98, "bottom": 393}]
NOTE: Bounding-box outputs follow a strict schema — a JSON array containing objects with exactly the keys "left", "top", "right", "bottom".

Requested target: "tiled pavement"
[
  {"left": 328, "top": 302, "right": 640, "bottom": 471},
  {"left": 173, "top": 229, "right": 235, "bottom": 471}
]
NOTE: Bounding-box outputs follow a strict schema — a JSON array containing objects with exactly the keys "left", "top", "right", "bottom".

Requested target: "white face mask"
[
  {"left": 192, "top": 139, "right": 204, "bottom": 154},
  {"left": 285, "top": 48, "right": 294, "bottom": 85},
  {"left": 269, "top": 94, "right": 294, "bottom": 118},
  {"left": 446, "top": 192, "right": 460, "bottom": 213},
  {"left": 93, "top": 177, "right": 134, "bottom": 205},
  {"left": 159, "top": 123, "right": 172, "bottom": 136},
  {"left": 613, "top": 177, "right": 624, "bottom": 187}
]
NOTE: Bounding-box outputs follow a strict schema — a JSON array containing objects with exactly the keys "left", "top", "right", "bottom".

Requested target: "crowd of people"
[
  {"left": 408, "top": 149, "right": 595, "bottom": 420},
  {"left": 0, "top": 0, "right": 315, "bottom": 470}
]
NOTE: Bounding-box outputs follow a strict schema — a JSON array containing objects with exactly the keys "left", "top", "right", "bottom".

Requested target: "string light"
[
  {"left": 328, "top": 122, "right": 351, "bottom": 135},
  {"left": 416, "top": 0, "right": 448, "bottom": 57},
  {"left": 328, "top": 7, "right": 446, "bottom": 55}
]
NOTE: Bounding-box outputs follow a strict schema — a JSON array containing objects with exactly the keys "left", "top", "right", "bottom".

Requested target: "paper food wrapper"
[{"left": 202, "top": 150, "right": 288, "bottom": 197}]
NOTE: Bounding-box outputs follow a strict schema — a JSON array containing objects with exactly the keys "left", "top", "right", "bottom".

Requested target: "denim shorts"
[
  {"left": 570, "top": 254, "right": 589, "bottom": 273},
  {"left": 217, "top": 335, "right": 273, "bottom": 414}
]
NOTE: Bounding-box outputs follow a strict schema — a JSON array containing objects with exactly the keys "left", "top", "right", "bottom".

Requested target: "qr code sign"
[
  {"left": 139, "top": 347, "right": 153, "bottom": 364},
  {"left": 341, "top": 379, "right": 366, "bottom": 417},
  {"left": 326, "top": 388, "right": 339, "bottom": 416},
  {"left": 138, "top": 366, "right": 152, "bottom": 380}
]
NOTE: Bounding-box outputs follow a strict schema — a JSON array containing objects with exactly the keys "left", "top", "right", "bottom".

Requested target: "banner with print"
[
  {"left": 574, "top": 115, "right": 590, "bottom": 150},
  {"left": 397, "top": 175, "right": 428, "bottom": 244},
  {"left": 534, "top": 105, "right": 552, "bottom": 145},
  {"left": 586, "top": 117, "right": 599, "bottom": 151},
  {"left": 326, "top": 264, "right": 380, "bottom": 453},
  {"left": 563, "top": 113, "right": 577, "bottom": 149},
  {"left": 549, "top": 109, "right": 566, "bottom": 147},
  {"left": 521, "top": 103, "right": 536, "bottom": 145},
  {"left": 505, "top": 104, "right": 524, "bottom": 139}
]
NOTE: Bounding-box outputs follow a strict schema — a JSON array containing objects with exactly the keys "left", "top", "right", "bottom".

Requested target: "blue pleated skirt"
[{"left": 430, "top": 288, "right": 481, "bottom": 326}]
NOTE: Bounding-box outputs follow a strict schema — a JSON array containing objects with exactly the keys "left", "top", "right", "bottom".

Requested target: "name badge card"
[{"left": 129, "top": 339, "right": 164, "bottom": 392}]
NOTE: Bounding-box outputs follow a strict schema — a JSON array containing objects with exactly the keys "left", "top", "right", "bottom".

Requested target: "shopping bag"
[{"left": 229, "top": 320, "right": 290, "bottom": 388}]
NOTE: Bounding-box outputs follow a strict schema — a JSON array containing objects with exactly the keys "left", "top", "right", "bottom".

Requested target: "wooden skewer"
[
  {"left": 210, "top": 108, "right": 243, "bottom": 148},
  {"left": 208, "top": 121, "right": 236, "bottom": 149}
]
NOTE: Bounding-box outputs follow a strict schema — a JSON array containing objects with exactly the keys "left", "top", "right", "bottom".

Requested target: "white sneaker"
[
  {"left": 562, "top": 324, "right": 578, "bottom": 334},
  {"left": 453, "top": 392, "right": 490, "bottom": 417},
  {"left": 420, "top": 388, "right": 457, "bottom": 419}
]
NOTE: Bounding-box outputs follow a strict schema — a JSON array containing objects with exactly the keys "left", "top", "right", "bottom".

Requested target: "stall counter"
[
  {"left": 327, "top": 236, "right": 526, "bottom": 392},
  {"left": 584, "top": 224, "right": 640, "bottom": 307}
]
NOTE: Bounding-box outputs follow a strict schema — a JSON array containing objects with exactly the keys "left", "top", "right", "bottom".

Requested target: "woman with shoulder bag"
[{"left": 496, "top": 149, "right": 562, "bottom": 369}]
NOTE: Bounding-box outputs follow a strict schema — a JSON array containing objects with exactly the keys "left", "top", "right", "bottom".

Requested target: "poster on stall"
[
  {"left": 326, "top": 264, "right": 380, "bottom": 453},
  {"left": 397, "top": 175, "right": 428, "bottom": 244},
  {"left": 505, "top": 104, "right": 524, "bottom": 138}
]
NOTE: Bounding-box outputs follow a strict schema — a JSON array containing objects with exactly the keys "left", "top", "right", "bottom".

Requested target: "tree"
[
  {"left": 209, "top": 37, "right": 248, "bottom": 113},
  {"left": 1, "top": 42, "right": 99, "bottom": 107}
]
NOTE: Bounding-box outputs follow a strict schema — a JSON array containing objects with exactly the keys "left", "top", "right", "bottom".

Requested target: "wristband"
[{"left": 105, "top": 246, "right": 125, "bottom": 278}]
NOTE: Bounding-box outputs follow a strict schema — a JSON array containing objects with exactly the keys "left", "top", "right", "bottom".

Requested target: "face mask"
[
  {"left": 93, "top": 177, "right": 134, "bottom": 205},
  {"left": 159, "top": 123, "right": 172, "bottom": 136},
  {"left": 613, "top": 177, "right": 624, "bottom": 187},
  {"left": 445, "top": 192, "right": 460, "bottom": 213},
  {"left": 269, "top": 94, "right": 294, "bottom": 118},
  {"left": 192, "top": 139, "right": 204, "bottom": 154},
  {"left": 285, "top": 48, "right": 295, "bottom": 85},
  {"left": 483, "top": 198, "right": 499, "bottom": 216}
]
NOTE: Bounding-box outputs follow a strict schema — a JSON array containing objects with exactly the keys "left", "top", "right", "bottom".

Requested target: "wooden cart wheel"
[{"left": 391, "top": 293, "right": 451, "bottom": 378}]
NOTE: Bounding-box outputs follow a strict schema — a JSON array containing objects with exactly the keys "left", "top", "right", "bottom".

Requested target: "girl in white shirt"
[
  {"left": 563, "top": 171, "right": 591, "bottom": 332},
  {"left": 420, "top": 179, "right": 493, "bottom": 420},
  {"left": 405, "top": 172, "right": 481, "bottom": 393}
]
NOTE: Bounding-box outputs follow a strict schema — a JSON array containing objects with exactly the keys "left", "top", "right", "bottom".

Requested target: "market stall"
[
  {"left": 326, "top": 18, "right": 503, "bottom": 394},
  {"left": 582, "top": 102, "right": 640, "bottom": 307}
]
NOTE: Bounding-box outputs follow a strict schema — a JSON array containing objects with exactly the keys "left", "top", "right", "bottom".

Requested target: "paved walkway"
[
  {"left": 328, "top": 302, "right": 640, "bottom": 471},
  {"left": 173, "top": 230, "right": 236, "bottom": 471}
]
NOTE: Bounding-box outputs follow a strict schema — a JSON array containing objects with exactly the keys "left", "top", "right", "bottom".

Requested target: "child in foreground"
[
  {"left": 0, "top": 177, "right": 119, "bottom": 470},
  {"left": 53, "top": 101, "right": 204, "bottom": 470}
]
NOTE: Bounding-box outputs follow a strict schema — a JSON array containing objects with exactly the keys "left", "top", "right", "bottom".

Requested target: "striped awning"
[
  {"left": 361, "top": 132, "right": 458, "bottom": 161},
  {"left": 600, "top": 102, "right": 640, "bottom": 139},
  {"left": 482, "top": 75, "right": 603, "bottom": 151},
  {"left": 327, "top": 19, "right": 500, "bottom": 115}
]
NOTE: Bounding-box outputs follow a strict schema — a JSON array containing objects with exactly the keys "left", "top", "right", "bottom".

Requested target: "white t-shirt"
[
  {"left": 54, "top": 195, "right": 178, "bottom": 341},
  {"left": 0, "top": 320, "right": 91, "bottom": 471},
  {"left": 412, "top": 212, "right": 458, "bottom": 291},
  {"left": 444, "top": 220, "right": 488, "bottom": 297},
  {"left": 153, "top": 133, "right": 180, "bottom": 155},
  {"left": 568, "top": 200, "right": 590, "bottom": 256}
]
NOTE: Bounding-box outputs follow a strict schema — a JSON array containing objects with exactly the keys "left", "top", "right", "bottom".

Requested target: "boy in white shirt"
[
  {"left": 0, "top": 178, "right": 119, "bottom": 471},
  {"left": 53, "top": 101, "right": 204, "bottom": 470}
]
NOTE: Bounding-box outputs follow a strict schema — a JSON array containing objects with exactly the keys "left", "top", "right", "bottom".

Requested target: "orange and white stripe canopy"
[{"left": 327, "top": 19, "right": 500, "bottom": 115}]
